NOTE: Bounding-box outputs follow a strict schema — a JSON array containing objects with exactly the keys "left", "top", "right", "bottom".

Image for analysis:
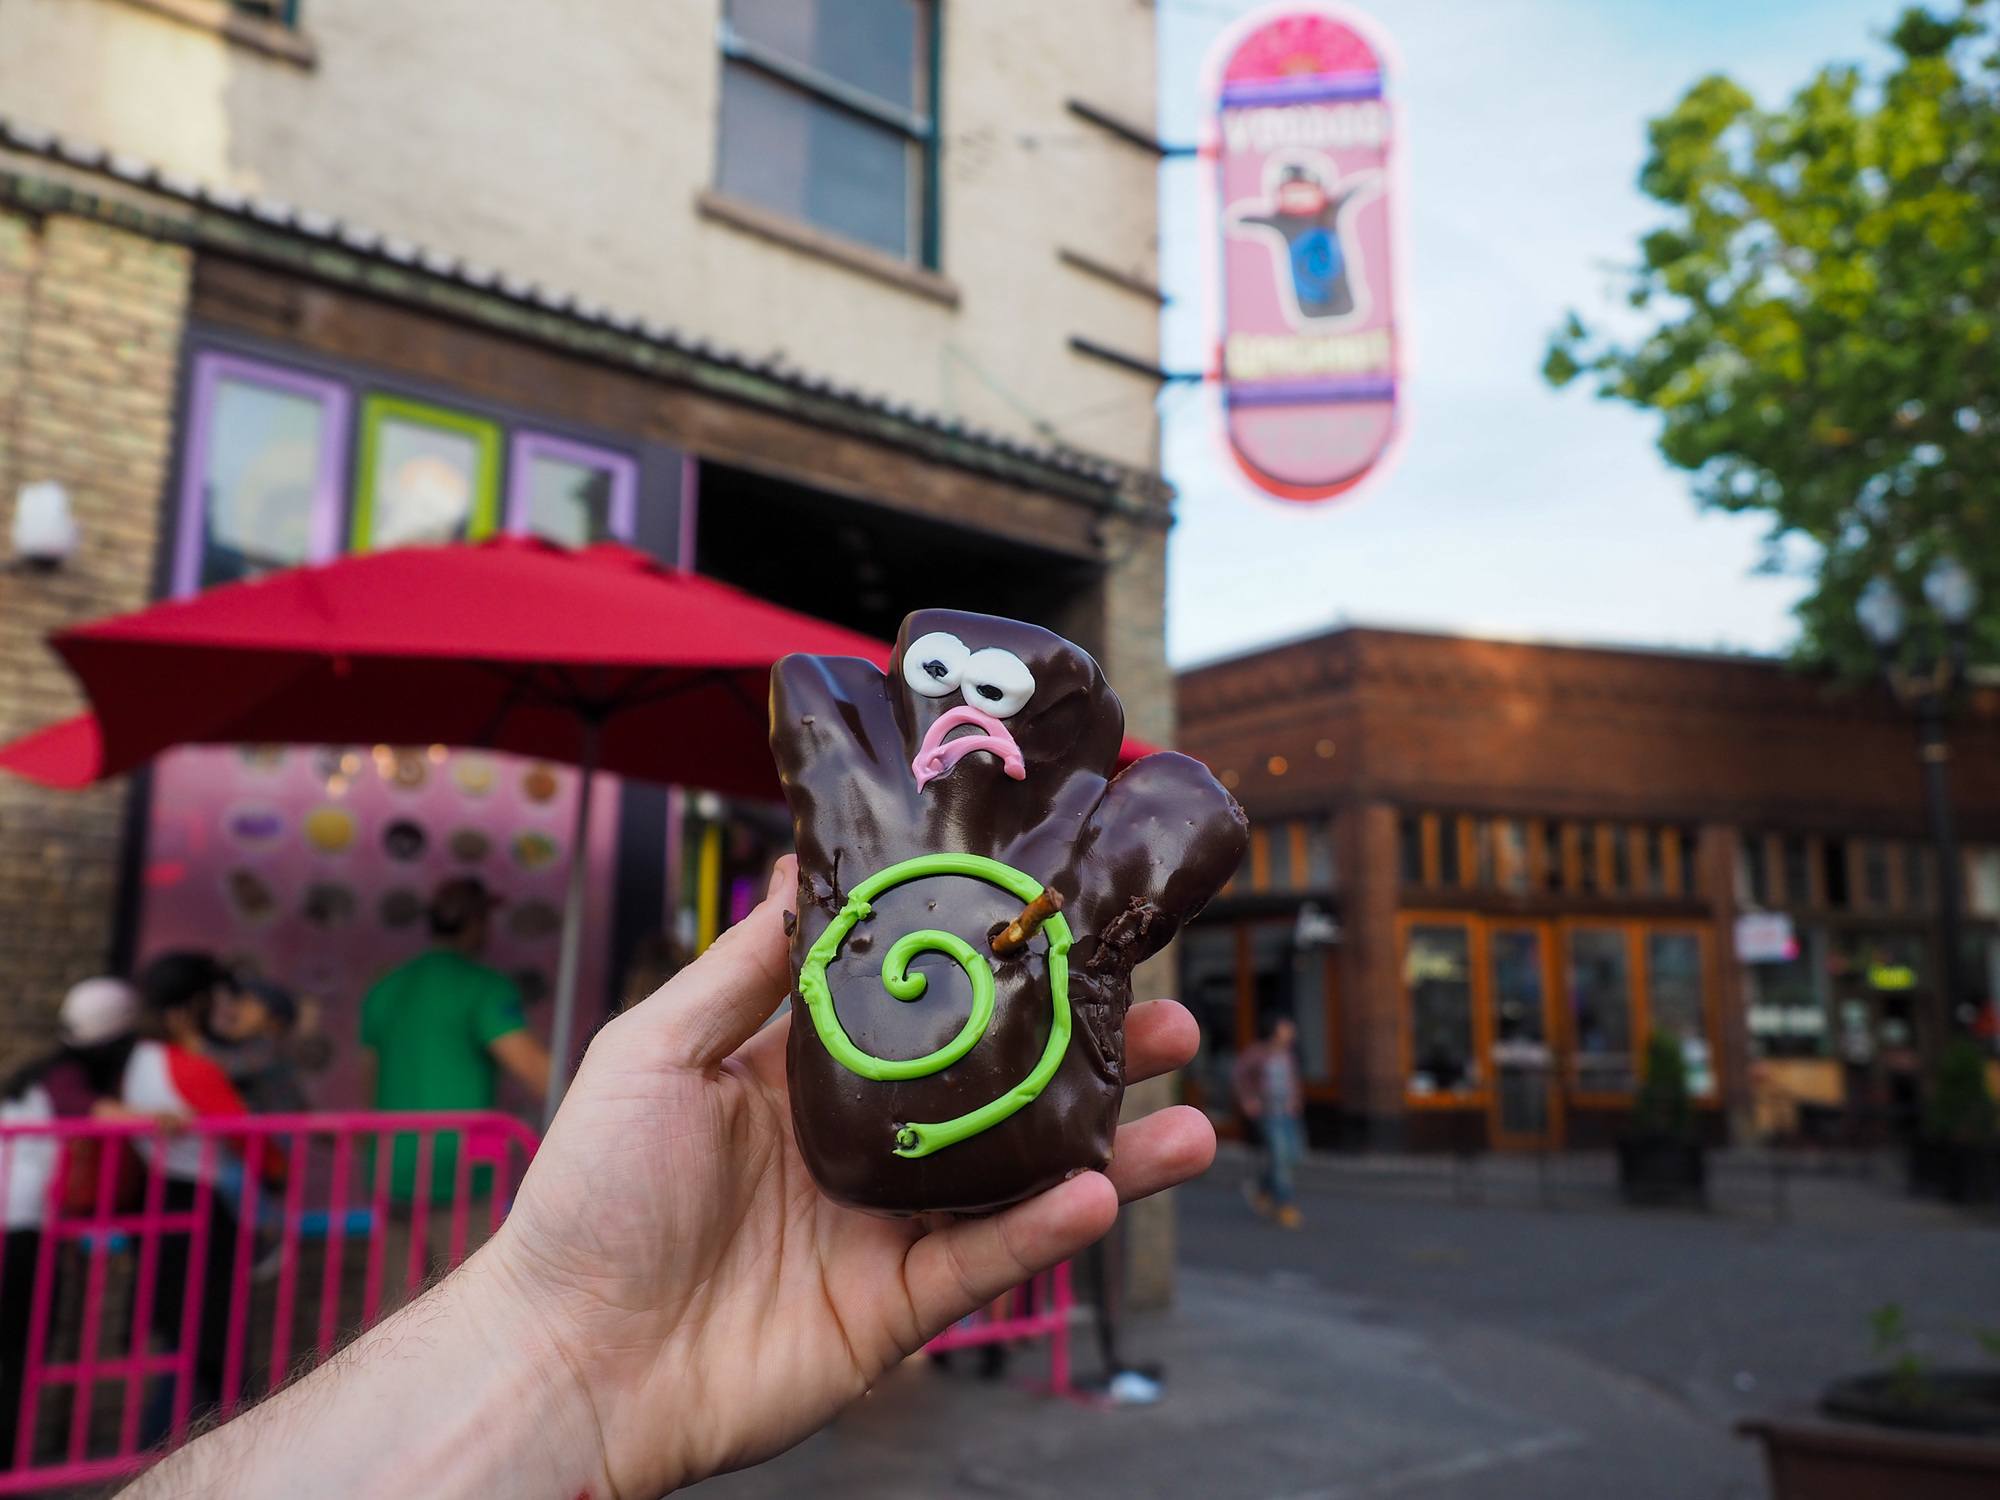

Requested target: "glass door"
[{"left": 1488, "top": 923, "right": 1560, "bottom": 1148}]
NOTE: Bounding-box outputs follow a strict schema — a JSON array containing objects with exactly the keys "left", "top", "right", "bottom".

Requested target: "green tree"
[
  {"left": 1633, "top": 1031, "right": 1695, "bottom": 1140},
  {"left": 1546, "top": 2, "right": 2000, "bottom": 671}
]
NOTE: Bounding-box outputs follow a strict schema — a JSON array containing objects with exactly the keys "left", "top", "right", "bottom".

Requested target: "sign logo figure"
[
  {"left": 1228, "top": 153, "right": 1383, "bottom": 326},
  {"left": 1204, "top": 3, "right": 1403, "bottom": 505}
]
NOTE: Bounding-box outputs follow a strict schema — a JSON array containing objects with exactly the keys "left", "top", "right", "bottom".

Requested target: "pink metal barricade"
[
  {"left": 923, "top": 1262, "right": 1073, "bottom": 1397},
  {"left": 0, "top": 1111, "right": 1074, "bottom": 1490},
  {"left": 0, "top": 1111, "right": 536, "bottom": 1494}
]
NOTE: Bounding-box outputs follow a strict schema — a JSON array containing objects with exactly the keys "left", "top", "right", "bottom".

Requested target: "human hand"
[
  {"left": 484, "top": 855, "right": 1215, "bottom": 1496},
  {"left": 87, "top": 1101, "right": 190, "bottom": 1135}
]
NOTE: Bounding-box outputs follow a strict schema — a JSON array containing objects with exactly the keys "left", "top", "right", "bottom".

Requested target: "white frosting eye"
[
  {"left": 962, "top": 647, "right": 1035, "bottom": 718},
  {"left": 902, "top": 631, "right": 969, "bottom": 698}
]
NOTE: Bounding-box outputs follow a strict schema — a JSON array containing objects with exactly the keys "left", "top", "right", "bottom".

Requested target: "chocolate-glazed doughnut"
[{"left": 770, "top": 610, "right": 1248, "bottom": 1215}]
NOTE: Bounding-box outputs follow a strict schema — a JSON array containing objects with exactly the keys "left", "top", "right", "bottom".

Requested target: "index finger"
[{"left": 625, "top": 854, "right": 797, "bottom": 1070}]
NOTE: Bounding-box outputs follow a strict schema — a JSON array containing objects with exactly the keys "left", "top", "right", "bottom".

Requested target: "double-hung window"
[
  {"left": 229, "top": 0, "right": 301, "bottom": 25},
  {"left": 716, "top": 0, "right": 940, "bottom": 266}
]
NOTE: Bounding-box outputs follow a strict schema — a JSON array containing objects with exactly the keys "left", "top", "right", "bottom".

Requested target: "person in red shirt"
[{"left": 129, "top": 953, "right": 252, "bottom": 1445}]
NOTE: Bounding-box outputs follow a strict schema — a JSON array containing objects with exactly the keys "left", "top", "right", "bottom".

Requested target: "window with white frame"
[{"left": 715, "top": 0, "right": 940, "bottom": 265}]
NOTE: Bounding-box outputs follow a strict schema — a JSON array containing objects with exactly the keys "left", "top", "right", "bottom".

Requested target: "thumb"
[{"left": 630, "top": 855, "right": 797, "bottom": 1070}]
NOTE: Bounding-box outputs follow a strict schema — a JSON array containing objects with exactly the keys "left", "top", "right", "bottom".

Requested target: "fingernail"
[{"left": 767, "top": 854, "right": 798, "bottom": 913}]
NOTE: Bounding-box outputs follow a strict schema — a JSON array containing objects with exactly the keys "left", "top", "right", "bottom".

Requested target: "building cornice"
[{"left": 1177, "top": 624, "right": 2000, "bottom": 728}]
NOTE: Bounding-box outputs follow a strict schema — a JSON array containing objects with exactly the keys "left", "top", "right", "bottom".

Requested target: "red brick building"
[{"left": 1175, "top": 626, "right": 2000, "bottom": 1150}]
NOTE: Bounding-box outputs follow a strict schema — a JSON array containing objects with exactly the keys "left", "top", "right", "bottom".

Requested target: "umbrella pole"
[{"left": 544, "top": 720, "right": 600, "bottom": 1127}]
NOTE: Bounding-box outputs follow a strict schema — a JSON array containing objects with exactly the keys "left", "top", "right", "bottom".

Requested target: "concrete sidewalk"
[
  {"left": 695, "top": 1151, "right": 1991, "bottom": 1497},
  {"left": 1241, "top": 1141, "right": 1973, "bottom": 1230},
  {"left": 693, "top": 1264, "right": 1759, "bottom": 1500}
]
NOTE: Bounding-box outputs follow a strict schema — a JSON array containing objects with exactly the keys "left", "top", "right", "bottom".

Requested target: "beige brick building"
[
  {"left": 0, "top": 211, "right": 189, "bottom": 1051},
  {"left": 0, "top": 0, "right": 1183, "bottom": 1289}
]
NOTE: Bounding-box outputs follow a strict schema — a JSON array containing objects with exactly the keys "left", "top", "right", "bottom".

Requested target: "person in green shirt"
[{"left": 362, "top": 876, "right": 550, "bottom": 1297}]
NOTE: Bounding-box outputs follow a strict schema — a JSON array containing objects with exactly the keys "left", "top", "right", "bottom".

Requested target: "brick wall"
[
  {"left": 1178, "top": 627, "right": 2000, "bottom": 835},
  {"left": 0, "top": 206, "right": 189, "bottom": 1063},
  {"left": 1178, "top": 626, "right": 2000, "bottom": 1144}
]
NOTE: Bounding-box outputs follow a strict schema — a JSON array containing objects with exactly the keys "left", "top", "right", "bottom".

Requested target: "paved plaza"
[{"left": 697, "top": 1148, "right": 1999, "bottom": 1499}]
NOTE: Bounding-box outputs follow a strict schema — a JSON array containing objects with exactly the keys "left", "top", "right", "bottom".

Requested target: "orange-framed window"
[
  {"left": 1563, "top": 922, "right": 1636, "bottom": 1095},
  {"left": 1641, "top": 924, "right": 1718, "bottom": 1100},
  {"left": 1969, "top": 847, "right": 2000, "bottom": 919},
  {"left": 1395, "top": 811, "right": 1703, "bottom": 900},
  {"left": 1398, "top": 916, "right": 1485, "bottom": 1103},
  {"left": 1248, "top": 825, "right": 1271, "bottom": 890},
  {"left": 1494, "top": 818, "right": 1530, "bottom": 893},
  {"left": 1243, "top": 816, "right": 1335, "bottom": 894},
  {"left": 1561, "top": 919, "right": 1718, "bottom": 1102},
  {"left": 1555, "top": 823, "right": 1579, "bottom": 893},
  {"left": 1433, "top": 814, "right": 1457, "bottom": 886},
  {"left": 1904, "top": 843, "right": 1934, "bottom": 911},
  {"left": 1397, "top": 813, "right": 1426, "bottom": 885}
]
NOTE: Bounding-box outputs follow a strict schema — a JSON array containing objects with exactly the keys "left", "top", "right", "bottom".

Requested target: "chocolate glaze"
[{"left": 771, "top": 610, "right": 1248, "bottom": 1215}]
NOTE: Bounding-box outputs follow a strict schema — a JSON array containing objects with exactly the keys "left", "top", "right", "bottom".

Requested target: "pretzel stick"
[{"left": 991, "top": 886, "right": 1063, "bottom": 956}]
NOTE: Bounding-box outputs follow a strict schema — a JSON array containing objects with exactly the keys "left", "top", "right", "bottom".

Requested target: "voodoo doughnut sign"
[
  {"left": 772, "top": 611, "right": 1247, "bottom": 1215},
  {"left": 1206, "top": 3, "right": 1402, "bottom": 504}
]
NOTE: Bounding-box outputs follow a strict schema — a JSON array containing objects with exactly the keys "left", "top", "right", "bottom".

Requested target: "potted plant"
[
  {"left": 1616, "top": 1031, "right": 1706, "bottom": 1207},
  {"left": 1741, "top": 1305, "right": 2000, "bottom": 1498},
  {"left": 1907, "top": 1039, "right": 2000, "bottom": 1206}
]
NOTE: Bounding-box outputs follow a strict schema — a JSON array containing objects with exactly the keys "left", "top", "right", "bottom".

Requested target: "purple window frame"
[
  {"left": 170, "top": 352, "right": 350, "bottom": 598},
  {"left": 504, "top": 431, "right": 638, "bottom": 543}
]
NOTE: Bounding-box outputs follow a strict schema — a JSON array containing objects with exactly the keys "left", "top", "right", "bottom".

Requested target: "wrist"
[
  {"left": 480, "top": 1224, "right": 684, "bottom": 1496},
  {"left": 438, "top": 1240, "right": 617, "bottom": 1498},
  {"left": 120, "top": 1242, "right": 614, "bottom": 1500}
]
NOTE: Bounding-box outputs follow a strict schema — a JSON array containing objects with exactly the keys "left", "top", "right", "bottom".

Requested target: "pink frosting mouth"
[{"left": 911, "top": 704, "right": 1026, "bottom": 791}]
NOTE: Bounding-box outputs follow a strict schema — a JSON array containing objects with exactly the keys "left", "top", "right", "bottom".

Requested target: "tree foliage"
[
  {"left": 1546, "top": 2, "right": 2000, "bottom": 671},
  {"left": 1633, "top": 1031, "right": 1695, "bottom": 1140}
]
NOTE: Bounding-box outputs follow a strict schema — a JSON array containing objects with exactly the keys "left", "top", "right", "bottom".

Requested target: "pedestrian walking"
[{"left": 1234, "top": 1014, "right": 1306, "bottom": 1229}]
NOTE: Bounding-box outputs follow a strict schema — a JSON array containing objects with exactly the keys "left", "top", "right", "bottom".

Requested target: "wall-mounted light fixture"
[{"left": 9, "top": 481, "right": 78, "bottom": 571}]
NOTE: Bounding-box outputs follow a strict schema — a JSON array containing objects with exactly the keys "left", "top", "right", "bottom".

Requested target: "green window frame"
[
  {"left": 351, "top": 395, "right": 501, "bottom": 551},
  {"left": 231, "top": 0, "right": 302, "bottom": 26},
  {"left": 716, "top": 0, "right": 942, "bottom": 269}
]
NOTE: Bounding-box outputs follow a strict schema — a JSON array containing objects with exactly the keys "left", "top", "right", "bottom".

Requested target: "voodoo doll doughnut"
[{"left": 770, "top": 610, "right": 1248, "bottom": 1215}]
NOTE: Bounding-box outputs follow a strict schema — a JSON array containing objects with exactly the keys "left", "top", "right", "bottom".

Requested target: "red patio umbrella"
[
  {"left": 2, "top": 537, "right": 891, "bottom": 1116},
  {"left": 0, "top": 536, "right": 1158, "bottom": 1113},
  {"left": 3, "top": 537, "right": 890, "bottom": 798}
]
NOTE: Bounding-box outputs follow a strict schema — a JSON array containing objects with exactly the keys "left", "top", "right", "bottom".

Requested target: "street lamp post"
[{"left": 1855, "top": 558, "right": 1980, "bottom": 1069}]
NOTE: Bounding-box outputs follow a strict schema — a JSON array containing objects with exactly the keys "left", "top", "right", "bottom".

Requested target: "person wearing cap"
[
  {"left": 362, "top": 876, "right": 550, "bottom": 1293},
  {"left": 0, "top": 978, "right": 167, "bottom": 1457}
]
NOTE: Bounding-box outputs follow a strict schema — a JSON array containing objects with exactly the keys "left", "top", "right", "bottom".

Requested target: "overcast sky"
[{"left": 1155, "top": 0, "right": 1912, "bottom": 666}]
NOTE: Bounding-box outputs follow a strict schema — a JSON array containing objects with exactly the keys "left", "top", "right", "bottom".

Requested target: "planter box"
[
  {"left": 1740, "top": 1417, "right": 2000, "bottom": 1500},
  {"left": 1615, "top": 1135, "right": 1706, "bottom": 1208},
  {"left": 1907, "top": 1138, "right": 2000, "bottom": 1205}
]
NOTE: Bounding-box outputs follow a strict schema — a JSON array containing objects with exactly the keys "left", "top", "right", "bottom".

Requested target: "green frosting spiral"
[{"left": 797, "top": 852, "right": 1073, "bottom": 1159}]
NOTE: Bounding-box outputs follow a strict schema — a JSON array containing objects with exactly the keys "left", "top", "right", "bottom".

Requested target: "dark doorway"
[{"left": 694, "top": 463, "right": 1103, "bottom": 648}]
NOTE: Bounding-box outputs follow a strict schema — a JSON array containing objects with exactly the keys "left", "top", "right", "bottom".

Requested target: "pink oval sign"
[{"left": 1206, "top": 5, "right": 1401, "bottom": 504}]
